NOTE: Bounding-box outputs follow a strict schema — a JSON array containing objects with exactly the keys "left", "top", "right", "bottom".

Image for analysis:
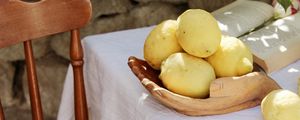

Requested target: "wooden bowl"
[{"left": 127, "top": 56, "right": 281, "bottom": 116}]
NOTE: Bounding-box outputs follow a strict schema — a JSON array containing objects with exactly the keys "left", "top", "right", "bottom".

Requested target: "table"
[{"left": 57, "top": 27, "right": 300, "bottom": 120}]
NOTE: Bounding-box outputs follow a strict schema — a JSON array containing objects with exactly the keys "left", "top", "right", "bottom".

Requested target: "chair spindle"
[
  {"left": 0, "top": 100, "right": 5, "bottom": 120},
  {"left": 70, "top": 29, "right": 88, "bottom": 120},
  {"left": 23, "top": 40, "right": 44, "bottom": 120}
]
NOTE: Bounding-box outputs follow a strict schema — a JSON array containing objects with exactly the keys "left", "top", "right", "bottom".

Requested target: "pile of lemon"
[
  {"left": 143, "top": 9, "right": 300, "bottom": 120},
  {"left": 143, "top": 9, "right": 253, "bottom": 98}
]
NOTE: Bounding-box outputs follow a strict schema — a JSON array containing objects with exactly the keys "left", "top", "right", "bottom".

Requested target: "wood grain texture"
[
  {"left": 24, "top": 40, "right": 43, "bottom": 120},
  {"left": 0, "top": 0, "right": 92, "bottom": 48},
  {"left": 128, "top": 56, "right": 281, "bottom": 116},
  {"left": 70, "top": 29, "right": 88, "bottom": 120},
  {"left": 0, "top": 0, "right": 8, "bottom": 5}
]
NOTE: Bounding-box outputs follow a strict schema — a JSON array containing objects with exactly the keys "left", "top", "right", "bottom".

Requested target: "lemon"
[
  {"left": 177, "top": 9, "right": 221, "bottom": 58},
  {"left": 261, "top": 90, "right": 300, "bottom": 120},
  {"left": 207, "top": 36, "right": 253, "bottom": 77},
  {"left": 159, "top": 53, "right": 215, "bottom": 98},
  {"left": 144, "top": 20, "right": 182, "bottom": 70}
]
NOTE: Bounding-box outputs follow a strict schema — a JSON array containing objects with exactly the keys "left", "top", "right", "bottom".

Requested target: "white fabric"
[{"left": 57, "top": 27, "right": 300, "bottom": 120}]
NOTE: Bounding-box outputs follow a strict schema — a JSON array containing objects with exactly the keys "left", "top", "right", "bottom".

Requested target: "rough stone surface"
[
  {"left": 255, "top": 0, "right": 272, "bottom": 4},
  {"left": 188, "top": 0, "right": 272, "bottom": 12},
  {"left": 92, "top": 14, "right": 132, "bottom": 33},
  {"left": 134, "top": 0, "right": 187, "bottom": 4},
  {"left": 49, "top": 33, "right": 71, "bottom": 60},
  {"left": 3, "top": 107, "right": 55, "bottom": 120},
  {"left": 93, "top": 2, "right": 182, "bottom": 32},
  {"left": 188, "top": 0, "right": 235, "bottom": 12},
  {"left": 3, "top": 107, "right": 32, "bottom": 120},
  {"left": 0, "top": 38, "right": 50, "bottom": 61},
  {"left": 91, "top": 2, "right": 183, "bottom": 33},
  {"left": 92, "top": 0, "right": 133, "bottom": 20},
  {"left": 0, "top": 60, "right": 15, "bottom": 107},
  {"left": 51, "top": 2, "right": 184, "bottom": 60},
  {"left": 22, "top": 52, "right": 69, "bottom": 117},
  {"left": 129, "top": 2, "right": 183, "bottom": 27}
]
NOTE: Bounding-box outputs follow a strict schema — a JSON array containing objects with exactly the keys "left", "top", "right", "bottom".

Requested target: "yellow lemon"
[
  {"left": 207, "top": 36, "right": 253, "bottom": 77},
  {"left": 144, "top": 20, "right": 182, "bottom": 70},
  {"left": 177, "top": 9, "right": 221, "bottom": 58},
  {"left": 159, "top": 53, "right": 216, "bottom": 98},
  {"left": 261, "top": 90, "right": 300, "bottom": 120}
]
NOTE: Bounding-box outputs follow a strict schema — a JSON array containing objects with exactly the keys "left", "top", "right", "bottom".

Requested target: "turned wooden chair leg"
[
  {"left": 70, "top": 29, "right": 88, "bottom": 120},
  {"left": 24, "top": 41, "right": 44, "bottom": 120},
  {"left": 0, "top": 100, "right": 5, "bottom": 120}
]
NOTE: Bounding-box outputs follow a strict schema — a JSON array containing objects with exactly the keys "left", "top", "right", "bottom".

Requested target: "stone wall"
[{"left": 0, "top": 0, "right": 272, "bottom": 119}]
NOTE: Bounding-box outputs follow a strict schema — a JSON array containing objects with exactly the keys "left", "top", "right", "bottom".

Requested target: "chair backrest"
[
  {"left": 0, "top": 0, "right": 92, "bottom": 120},
  {"left": 0, "top": 0, "right": 91, "bottom": 47}
]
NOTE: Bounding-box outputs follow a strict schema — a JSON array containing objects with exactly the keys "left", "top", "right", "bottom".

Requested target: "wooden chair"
[{"left": 0, "top": 0, "right": 92, "bottom": 120}]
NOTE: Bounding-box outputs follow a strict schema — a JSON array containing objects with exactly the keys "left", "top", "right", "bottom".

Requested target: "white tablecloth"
[{"left": 57, "top": 27, "right": 300, "bottom": 120}]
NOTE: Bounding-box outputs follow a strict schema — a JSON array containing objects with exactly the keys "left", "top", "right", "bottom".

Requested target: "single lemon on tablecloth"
[
  {"left": 144, "top": 20, "right": 182, "bottom": 70},
  {"left": 159, "top": 53, "right": 216, "bottom": 98},
  {"left": 207, "top": 36, "right": 253, "bottom": 77},
  {"left": 261, "top": 89, "right": 300, "bottom": 120},
  {"left": 177, "top": 9, "right": 221, "bottom": 58}
]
